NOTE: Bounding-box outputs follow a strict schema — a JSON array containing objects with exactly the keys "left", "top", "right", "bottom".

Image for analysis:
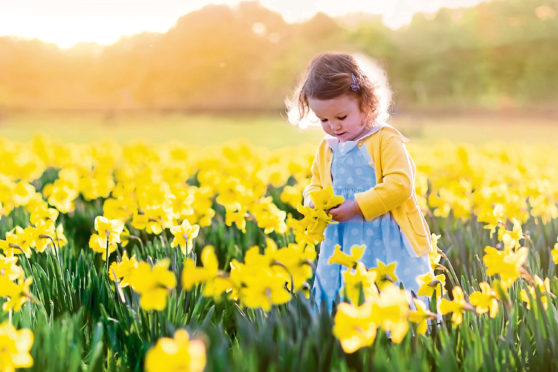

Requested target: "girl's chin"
[{"left": 337, "top": 133, "right": 359, "bottom": 142}]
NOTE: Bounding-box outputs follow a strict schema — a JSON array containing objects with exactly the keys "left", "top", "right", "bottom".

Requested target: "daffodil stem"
[
  {"left": 111, "top": 269, "right": 126, "bottom": 304},
  {"left": 9, "top": 244, "right": 36, "bottom": 287},
  {"left": 40, "top": 234, "right": 58, "bottom": 258},
  {"left": 105, "top": 231, "right": 110, "bottom": 274},
  {"left": 128, "top": 235, "right": 144, "bottom": 251},
  {"left": 271, "top": 260, "right": 294, "bottom": 294},
  {"left": 438, "top": 249, "right": 460, "bottom": 288}
]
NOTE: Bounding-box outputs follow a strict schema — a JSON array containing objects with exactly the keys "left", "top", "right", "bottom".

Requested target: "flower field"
[{"left": 0, "top": 134, "right": 557, "bottom": 371}]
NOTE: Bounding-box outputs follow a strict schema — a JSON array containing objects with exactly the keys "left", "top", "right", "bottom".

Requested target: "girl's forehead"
[{"left": 308, "top": 94, "right": 359, "bottom": 116}]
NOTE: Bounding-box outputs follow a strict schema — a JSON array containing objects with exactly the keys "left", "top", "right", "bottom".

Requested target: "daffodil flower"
[
  {"left": 409, "top": 299, "right": 434, "bottom": 335},
  {"left": 469, "top": 282, "right": 499, "bottom": 318},
  {"left": 170, "top": 219, "right": 200, "bottom": 254},
  {"left": 309, "top": 185, "right": 344, "bottom": 211},
  {"left": 439, "top": 286, "right": 471, "bottom": 327},
  {"left": 129, "top": 259, "right": 176, "bottom": 311},
  {"left": 371, "top": 259, "right": 399, "bottom": 290},
  {"left": 328, "top": 244, "right": 365, "bottom": 269},
  {"left": 416, "top": 272, "right": 446, "bottom": 299},
  {"left": 0, "top": 322, "right": 34, "bottom": 371},
  {"left": 333, "top": 301, "right": 376, "bottom": 353},
  {"left": 483, "top": 245, "right": 528, "bottom": 288},
  {"left": 145, "top": 329, "right": 206, "bottom": 372}
]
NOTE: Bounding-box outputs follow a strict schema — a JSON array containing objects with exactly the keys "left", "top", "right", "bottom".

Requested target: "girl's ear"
[{"left": 361, "top": 106, "right": 377, "bottom": 126}]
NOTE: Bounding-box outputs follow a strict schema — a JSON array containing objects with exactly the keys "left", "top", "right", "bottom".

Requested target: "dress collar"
[{"left": 325, "top": 122, "right": 407, "bottom": 153}]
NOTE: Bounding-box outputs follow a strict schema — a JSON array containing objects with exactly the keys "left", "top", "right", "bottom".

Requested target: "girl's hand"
[{"left": 329, "top": 200, "right": 363, "bottom": 222}]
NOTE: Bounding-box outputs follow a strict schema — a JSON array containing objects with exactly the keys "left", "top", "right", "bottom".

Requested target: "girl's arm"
[
  {"left": 302, "top": 155, "right": 322, "bottom": 206},
  {"left": 302, "top": 140, "right": 330, "bottom": 206},
  {"left": 354, "top": 132, "right": 414, "bottom": 221}
]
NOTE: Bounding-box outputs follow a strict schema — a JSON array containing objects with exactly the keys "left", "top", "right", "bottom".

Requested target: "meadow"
[
  {"left": 0, "top": 113, "right": 557, "bottom": 371},
  {"left": 1, "top": 111, "right": 558, "bottom": 146}
]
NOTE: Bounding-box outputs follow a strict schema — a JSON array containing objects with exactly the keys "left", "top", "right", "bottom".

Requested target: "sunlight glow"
[{"left": 0, "top": 0, "right": 488, "bottom": 49}]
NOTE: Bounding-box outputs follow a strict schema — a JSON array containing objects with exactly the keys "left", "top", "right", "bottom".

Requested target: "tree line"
[{"left": 1, "top": 0, "right": 557, "bottom": 112}]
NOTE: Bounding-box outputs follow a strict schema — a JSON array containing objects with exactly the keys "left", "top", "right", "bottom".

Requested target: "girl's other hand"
[{"left": 328, "top": 200, "right": 363, "bottom": 222}]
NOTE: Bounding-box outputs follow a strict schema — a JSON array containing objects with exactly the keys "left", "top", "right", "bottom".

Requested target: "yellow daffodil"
[
  {"left": 129, "top": 259, "right": 176, "bottom": 311},
  {"left": 225, "top": 206, "right": 248, "bottom": 233},
  {"left": 371, "top": 259, "right": 399, "bottom": 291},
  {"left": 483, "top": 245, "right": 528, "bottom": 288},
  {"left": 0, "top": 322, "right": 34, "bottom": 371},
  {"left": 228, "top": 247, "right": 291, "bottom": 311},
  {"left": 370, "top": 283, "right": 410, "bottom": 343},
  {"left": 520, "top": 275, "right": 551, "bottom": 310},
  {"left": 439, "top": 286, "right": 469, "bottom": 327},
  {"left": 497, "top": 219, "right": 523, "bottom": 250},
  {"left": 13, "top": 181, "right": 37, "bottom": 207},
  {"left": 182, "top": 245, "right": 233, "bottom": 301},
  {"left": 469, "top": 282, "right": 499, "bottom": 318},
  {"left": 268, "top": 243, "right": 316, "bottom": 293},
  {"left": 0, "top": 226, "right": 33, "bottom": 257},
  {"left": 0, "top": 255, "right": 24, "bottom": 281},
  {"left": 280, "top": 185, "right": 303, "bottom": 208},
  {"left": 170, "top": 219, "right": 200, "bottom": 254},
  {"left": 89, "top": 234, "right": 118, "bottom": 261},
  {"left": 250, "top": 197, "right": 287, "bottom": 234},
  {"left": 429, "top": 233, "right": 442, "bottom": 268},
  {"left": 328, "top": 244, "right": 365, "bottom": 269},
  {"left": 309, "top": 185, "right": 344, "bottom": 210},
  {"left": 1, "top": 277, "right": 33, "bottom": 312},
  {"left": 333, "top": 301, "right": 376, "bottom": 353},
  {"left": 144, "top": 329, "right": 206, "bottom": 372},
  {"left": 342, "top": 262, "right": 378, "bottom": 305},
  {"left": 109, "top": 251, "right": 138, "bottom": 288},
  {"left": 409, "top": 299, "right": 434, "bottom": 335},
  {"left": 94, "top": 216, "right": 125, "bottom": 243},
  {"left": 416, "top": 272, "right": 446, "bottom": 299}
]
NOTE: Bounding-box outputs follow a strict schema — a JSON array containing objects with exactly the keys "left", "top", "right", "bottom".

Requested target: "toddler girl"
[{"left": 289, "top": 52, "right": 433, "bottom": 312}]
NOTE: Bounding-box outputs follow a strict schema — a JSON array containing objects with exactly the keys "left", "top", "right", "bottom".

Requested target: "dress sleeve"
[{"left": 354, "top": 132, "right": 414, "bottom": 220}]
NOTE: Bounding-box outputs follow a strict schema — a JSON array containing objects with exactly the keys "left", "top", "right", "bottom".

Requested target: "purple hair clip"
[{"left": 350, "top": 73, "right": 360, "bottom": 91}]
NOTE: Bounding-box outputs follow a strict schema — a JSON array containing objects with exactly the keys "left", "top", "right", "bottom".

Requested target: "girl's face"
[{"left": 308, "top": 94, "right": 368, "bottom": 142}]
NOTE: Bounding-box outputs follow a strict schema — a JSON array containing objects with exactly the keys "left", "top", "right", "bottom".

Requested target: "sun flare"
[{"left": 0, "top": 0, "right": 487, "bottom": 48}]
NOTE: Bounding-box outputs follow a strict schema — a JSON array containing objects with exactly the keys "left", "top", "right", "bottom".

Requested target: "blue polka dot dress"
[{"left": 311, "top": 132, "right": 433, "bottom": 312}]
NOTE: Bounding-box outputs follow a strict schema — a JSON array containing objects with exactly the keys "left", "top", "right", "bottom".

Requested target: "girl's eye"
[
  {"left": 337, "top": 115, "right": 347, "bottom": 120},
  {"left": 321, "top": 118, "right": 328, "bottom": 123}
]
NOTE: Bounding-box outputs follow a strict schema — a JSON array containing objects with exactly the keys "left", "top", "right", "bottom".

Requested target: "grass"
[
  {"left": 0, "top": 132, "right": 557, "bottom": 370},
  {"left": 0, "top": 111, "right": 557, "bottom": 147}
]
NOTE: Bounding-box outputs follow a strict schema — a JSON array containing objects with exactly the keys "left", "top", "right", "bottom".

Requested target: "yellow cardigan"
[{"left": 303, "top": 125, "right": 432, "bottom": 257}]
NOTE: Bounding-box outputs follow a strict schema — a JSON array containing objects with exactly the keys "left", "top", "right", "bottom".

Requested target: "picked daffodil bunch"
[
  {"left": 293, "top": 186, "right": 344, "bottom": 245},
  {"left": 310, "top": 185, "right": 344, "bottom": 211}
]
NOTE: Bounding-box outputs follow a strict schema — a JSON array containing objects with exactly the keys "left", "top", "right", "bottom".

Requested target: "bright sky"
[{"left": 0, "top": 0, "right": 488, "bottom": 48}]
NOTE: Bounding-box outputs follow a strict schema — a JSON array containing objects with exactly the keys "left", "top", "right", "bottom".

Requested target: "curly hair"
[{"left": 286, "top": 52, "right": 391, "bottom": 128}]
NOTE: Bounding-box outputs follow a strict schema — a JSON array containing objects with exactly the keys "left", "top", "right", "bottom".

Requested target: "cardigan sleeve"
[
  {"left": 302, "top": 141, "right": 327, "bottom": 206},
  {"left": 354, "top": 132, "right": 414, "bottom": 220}
]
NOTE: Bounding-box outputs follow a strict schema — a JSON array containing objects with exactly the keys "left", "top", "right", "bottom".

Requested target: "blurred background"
[{"left": 1, "top": 0, "right": 557, "bottom": 146}]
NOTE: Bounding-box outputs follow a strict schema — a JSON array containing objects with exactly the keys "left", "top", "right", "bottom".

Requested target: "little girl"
[{"left": 290, "top": 52, "right": 433, "bottom": 312}]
